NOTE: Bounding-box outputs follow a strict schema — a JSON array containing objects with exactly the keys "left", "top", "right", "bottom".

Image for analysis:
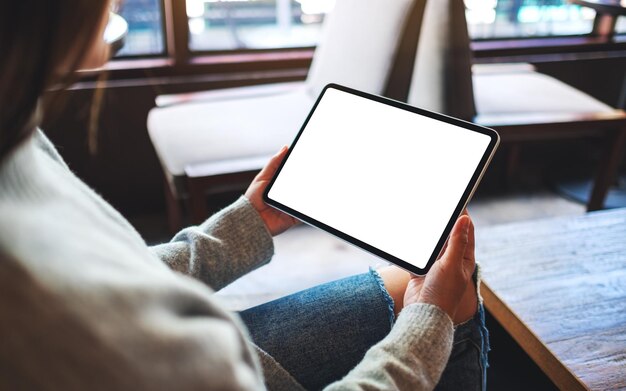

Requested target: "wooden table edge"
[{"left": 481, "top": 282, "right": 590, "bottom": 391}]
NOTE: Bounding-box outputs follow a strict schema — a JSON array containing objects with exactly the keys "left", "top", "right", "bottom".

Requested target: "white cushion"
[
  {"left": 474, "top": 70, "right": 614, "bottom": 116},
  {"left": 472, "top": 63, "right": 536, "bottom": 75},
  {"left": 185, "top": 155, "right": 274, "bottom": 178},
  {"left": 407, "top": 0, "right": 453, "bottom": 113},
  {"left": 404, "top": 0, "right": 613, "bottom": 119},
  {"left": 306, "top": 0, "right": 414, "bottom": 98},
  {"left": 148, "top": 87, "right": 313, "bottom": 176},
  {"left": 406, "top": 0, "right": 476, "bottom": 119},
  {"left": 155, "top": 81, "right": 306, "bottom": 108},
  {"left": 148, "top": 0, "right": 415, "bottom": 177}
]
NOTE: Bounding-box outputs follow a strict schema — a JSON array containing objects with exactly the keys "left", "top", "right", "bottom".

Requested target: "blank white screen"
[{"left": 268, "top": 88, "right": 491, "bottom": 269}]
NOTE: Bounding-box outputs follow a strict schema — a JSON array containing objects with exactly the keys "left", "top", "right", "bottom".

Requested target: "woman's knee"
[{"left": 376, "top": 266, "right": 412, "bottom": 316}]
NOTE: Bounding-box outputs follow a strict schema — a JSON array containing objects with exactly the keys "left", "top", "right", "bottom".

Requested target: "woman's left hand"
[
  {"left": 245, "top": 146, "right": 300, "bottom": 236},
  {"left": 404, "top": 213, "right": 478, "bottom": 324}
]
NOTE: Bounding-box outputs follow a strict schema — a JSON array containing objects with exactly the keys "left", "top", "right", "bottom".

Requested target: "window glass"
[
  {"left": 187, "top": 0, "right": 335, "bottom": 51},
  {"left": 112, "top": 0, "right": 619, "bottom": 58},
  {"left": 466, "top": 0, "right": 596, "bottom": 40},
  {"left": 115, "top": 0, "right": 165, "bottom": 57},
  {"left": 616, "top": 16, "right": 626, "bottom": 34}
]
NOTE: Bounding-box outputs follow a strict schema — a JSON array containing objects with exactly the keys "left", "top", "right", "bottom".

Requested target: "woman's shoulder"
[
  {"left": 0, "top": 129, "right": 149, "bottom": 270},
  {"left": 0, "top": 200, "right": 92, "bottom": 275}
]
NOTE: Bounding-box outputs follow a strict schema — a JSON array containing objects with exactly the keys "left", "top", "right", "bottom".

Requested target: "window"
[
  {"left": 110, "top": 0, "right": 624, "bottom": 61},
  {"left": 617, "top": 16, "right": 626, "bottom": 34},
  {"left": 186, "top": 0, "right": 335, "bottom": 51},
  {"left": 466, "top": 0, "right": 596, "bottom": 40},
  {"left": 115, "top": 0, "right": 165, "bottom": 57}
]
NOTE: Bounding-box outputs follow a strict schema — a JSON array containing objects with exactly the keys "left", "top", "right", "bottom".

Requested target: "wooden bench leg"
[
  {"left": 506, "top": 144, "right": 522, "bottom": 189},
  {"left": 163, "top": 176, "right": 183, "bottom": 234},
  {"left": 185, "top": 170, "right": 263, "bottom": 226},
  {"left": 588, "top": 126, "right": 626, "bottom": 211}
]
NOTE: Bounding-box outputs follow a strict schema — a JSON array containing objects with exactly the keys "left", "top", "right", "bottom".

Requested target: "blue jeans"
[{"left": 240, "top": 269, "right": 490, "bottom": 390}]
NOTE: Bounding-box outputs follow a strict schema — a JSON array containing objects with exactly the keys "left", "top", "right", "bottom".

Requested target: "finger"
[
  {"left": 442, "top": 215, "right": 470, "bottom": 267},
  {"left": 463, "top": 218, "right": 476, "bottom": 275},
  {"left": 438, "top": 211, "right": 470, "bottom": 259},
  {"left": 257, "top": 146, "right": 289, "bottom": 180}
]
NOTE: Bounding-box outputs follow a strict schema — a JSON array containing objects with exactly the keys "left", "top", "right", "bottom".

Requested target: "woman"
[{"left": 0, "top": 1, "right": 488, "bottom": 390}]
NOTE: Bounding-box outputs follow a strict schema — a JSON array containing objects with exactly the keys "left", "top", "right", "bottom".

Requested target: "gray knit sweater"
[{"left": 0, "top": 130, "right": 454, "bottom": 390}]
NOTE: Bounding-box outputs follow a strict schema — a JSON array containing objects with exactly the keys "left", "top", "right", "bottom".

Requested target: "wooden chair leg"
[
  {"left": 187, "top": 177, "right": 209, "bottom": 225},
  {"left": 163, "top": 176, "right": 183, "bottom": 234},
  {"left": 588, "top": 127, "right": 626, "bottom": 211},
  {"left": 506, "top": 144, "right": 522, "bottom": 189}
]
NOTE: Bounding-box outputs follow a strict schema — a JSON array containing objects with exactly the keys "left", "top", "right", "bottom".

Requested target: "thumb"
[
  {"left": 442, "top": 215, "right": 470, "bottom": 267},
  {"left": 463, "top": 218, "right": 476, "bottom": 276}
]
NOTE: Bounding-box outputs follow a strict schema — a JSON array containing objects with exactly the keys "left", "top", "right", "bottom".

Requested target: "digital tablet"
[{"left": 263, "top": 84, "right": 499, "bottom": 275}]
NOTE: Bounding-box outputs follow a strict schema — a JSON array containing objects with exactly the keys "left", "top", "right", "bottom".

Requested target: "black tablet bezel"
[{"left": 263, "top": 83, "right": 500, "bottom": 275}]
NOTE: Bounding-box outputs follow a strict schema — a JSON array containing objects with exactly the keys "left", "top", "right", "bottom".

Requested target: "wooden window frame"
[{"left": 87, "top": 0, "right": 626, "bottom": 84}]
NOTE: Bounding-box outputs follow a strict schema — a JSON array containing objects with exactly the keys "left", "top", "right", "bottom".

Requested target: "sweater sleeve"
[
  {"left": 150, "top": 196, "right": 274, "bottom": 291},
  {"left": 324, "top": 303, "right": 454, "bottom": 391}
]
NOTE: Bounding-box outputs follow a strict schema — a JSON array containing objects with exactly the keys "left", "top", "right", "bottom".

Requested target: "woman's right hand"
[{"left": 403, "top": 215, "right": 476, "bottom": 322}]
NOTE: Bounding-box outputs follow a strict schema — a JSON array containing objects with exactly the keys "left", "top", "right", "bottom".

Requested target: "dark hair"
[{"left": 0, "top": 0, "right": 110, "bottom": 161}]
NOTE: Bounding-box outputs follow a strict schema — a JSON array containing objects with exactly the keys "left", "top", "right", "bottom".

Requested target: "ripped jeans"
[{"left": 239, "top": 269, "right": 490, "bottom": 391}]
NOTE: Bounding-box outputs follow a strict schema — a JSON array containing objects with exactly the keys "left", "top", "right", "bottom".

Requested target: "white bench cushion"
[
  {"left": 148, "top": 87, "right": 314, "bottom": 176},
  {"left": 473, "top": 69, "right": 613, "bottom": 116},
  {"left": 148, "top": 0, "right": 418, "bottom": 178},
  {"left": 155, "top": 81, "right": 306, "bottom": 108},
  {"left": 306, "top": 0, "right": 415, "bottom": 98}
]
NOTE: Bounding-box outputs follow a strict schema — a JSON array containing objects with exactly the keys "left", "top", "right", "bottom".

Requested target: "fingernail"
[{"left": 275, "top": 146, "right": 288, "bottom": 156}]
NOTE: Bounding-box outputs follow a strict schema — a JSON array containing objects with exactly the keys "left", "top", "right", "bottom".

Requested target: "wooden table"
[
  {"left": 570, "top": 0, "right": 626, "bottom": 41},
  {"left": 476, "top": 208, "right": 626, "bottom": 390}
]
